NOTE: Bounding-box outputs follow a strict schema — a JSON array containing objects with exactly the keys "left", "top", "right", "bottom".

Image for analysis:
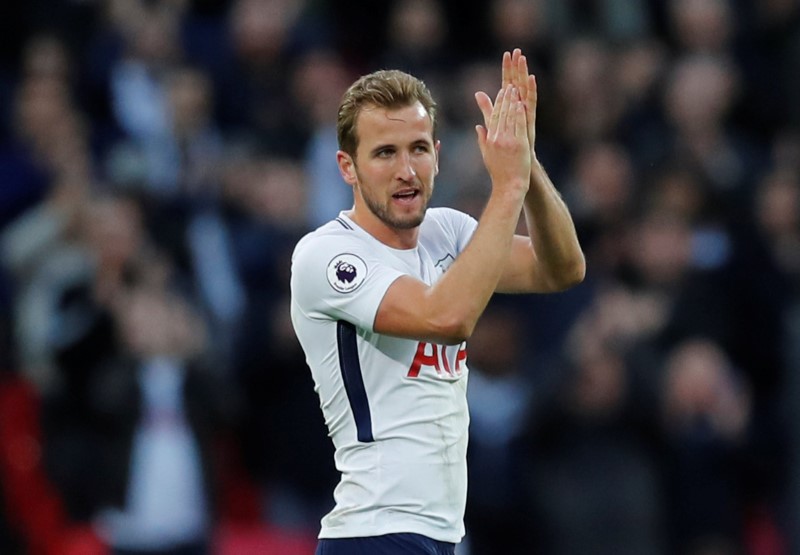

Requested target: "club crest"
[
  {"left": 327, "top": 253, "right": 367, "bottom": 293},
  {"left": 435, "top": 253, "right": 455, "bottom": 274}
]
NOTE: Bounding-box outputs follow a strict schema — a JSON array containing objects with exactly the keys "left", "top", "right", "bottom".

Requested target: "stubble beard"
[{"left": 357, "top": 177, "right": 431, "bottom": 230}]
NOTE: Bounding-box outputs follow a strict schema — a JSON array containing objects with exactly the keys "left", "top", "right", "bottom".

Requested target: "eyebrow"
[
  {"left": 368, "top": 138, "right": 432, "bottom": 156},
  {"left": 368, "top": 143, "right": 395, "bottom": 157}
]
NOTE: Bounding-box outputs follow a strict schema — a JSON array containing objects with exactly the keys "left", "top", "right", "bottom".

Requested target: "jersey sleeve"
[{"left": 291, "top": 234, "right": 405, "bottom": 332}]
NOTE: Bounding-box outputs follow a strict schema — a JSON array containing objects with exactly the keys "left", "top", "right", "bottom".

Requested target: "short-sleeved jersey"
[{"left": 290, "top": 208, "right": 478, "bottom": 543}]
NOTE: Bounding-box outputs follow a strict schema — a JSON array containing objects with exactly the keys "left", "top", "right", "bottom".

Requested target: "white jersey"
[{"left": 290, "top": 208, "right": 478, "bottom": 543}]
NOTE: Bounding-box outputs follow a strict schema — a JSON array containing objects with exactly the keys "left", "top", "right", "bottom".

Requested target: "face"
[{"left": 338, "top": 101, "right": 439, "bottom": 231}]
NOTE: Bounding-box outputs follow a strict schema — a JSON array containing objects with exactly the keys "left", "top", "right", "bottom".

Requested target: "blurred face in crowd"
[
  {"left": 82, "top": 196, "right": 143, "bottom": 270},
  {"left": 118, "top": 286, "right": 204, "bottom": 358},
  {"left": 665, "top": 55, "right": 736, "bottom": 132},
  {"left": 490, "top": 0, "right": 545, "bottom": 46},
  {"left": 669, "top": 0, "right": 732, "bottom": 53},
  {"left": 167, "top": 67, "right": 212, "bottom": 136},
  {"left": 629, "top": 209, "right": 693, "bottom": 286},
  {"left": 388, "top": 0, "right": 448, "bottom": 53},
  {"left": 663, "top": 338, "right": 750, "bottom": 438}
]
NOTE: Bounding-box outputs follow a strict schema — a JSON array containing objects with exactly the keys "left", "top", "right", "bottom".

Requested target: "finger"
[
  {"left": 528, "top": 74, "right": 538, "bottom": 124},
  {"left": 528, "top": 74, "right": 538, "bottom": 146},
  {"left": 510, "top": 48, "right": 521, "bottom": 87},
  {"left": 475, "top": 124, "right": 487, "bottom": 152},
  {"left": 501, "top": 50, "right": 511, "bottom": 88},
  {"left": 515, "top": 99, "right": 527, "bottom": 139},
  {"left": 474, "top": 91, "right": 494, "bottom": 127},
  {"left": 498, "top": 85, "right": 514, "bottom": 134},
  {"left": 518, "top": 54, "right": 529, "bottom": 102},
  {"left": 490, "top": 87, "right": 506, "bottom": 133}
]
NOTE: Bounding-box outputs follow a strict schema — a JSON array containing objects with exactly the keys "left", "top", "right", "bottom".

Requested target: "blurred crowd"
[{"left": 0, "top": 0, "right": 799, "bottom": 554}]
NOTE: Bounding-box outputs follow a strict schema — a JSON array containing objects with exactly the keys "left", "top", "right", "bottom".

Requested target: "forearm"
[
  {"left": 375, "top": 81, "right": 534, "bottom": 344},
  {"left": 426, "top": 187, "right": 526, "bottom": 341},
  {"left": 522, "top": 160, "right": 585, "bottom": 289}
]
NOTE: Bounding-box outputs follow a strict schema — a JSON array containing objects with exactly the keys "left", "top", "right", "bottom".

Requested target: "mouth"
[{"left": 392, "top": 189, "right": 421, "bottom": 204}]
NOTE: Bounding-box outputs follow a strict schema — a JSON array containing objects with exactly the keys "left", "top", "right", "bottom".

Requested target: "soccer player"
[{"left": 290, "top": 49, "right": 585, "bottom": 555}]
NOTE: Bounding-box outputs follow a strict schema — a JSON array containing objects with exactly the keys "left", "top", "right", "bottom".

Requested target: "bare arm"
[
  {"left": 496, "top": 49, "right": 586, "bottom": 293},
  {"left": 374, "top": 85, "right": 531, "bottom": 344}
]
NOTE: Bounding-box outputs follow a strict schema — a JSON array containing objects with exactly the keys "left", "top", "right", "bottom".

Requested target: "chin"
[
  {"left": 392, "top": 208, "right": 427, "bottom": 229},
  {"left": 366, "top": 195, "right": 428, "bottom": 230}
]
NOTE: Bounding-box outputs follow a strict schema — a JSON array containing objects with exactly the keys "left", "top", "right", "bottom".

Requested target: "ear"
[
  {"left": 337, "top": 151, "right": 357, "bottom": 186},
  {"left": 434, "top": 140, "right": 441, "bottom": 176}
]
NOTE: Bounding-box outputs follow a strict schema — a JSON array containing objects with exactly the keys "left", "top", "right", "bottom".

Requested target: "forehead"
[{"left": 355, "top": 101, "right": 433, "bottom": 147}]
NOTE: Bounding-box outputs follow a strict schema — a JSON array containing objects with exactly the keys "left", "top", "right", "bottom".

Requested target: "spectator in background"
[
  {"left": 660, "top": 53, "right": 765, "bottom": 218},
  {"left": 659, "top": 337, "right": 755, "bottom": 554},
  {"left": 551, "top": 37, "right": 624, "bottom": 150},
  {"left": 108, "top": 56, "right": 246, "bottom": 374},
  {"left": 32, "top": 193, "right": 153, "bottom": 522},
  {"left": 91, "top": 275, "right": 239, "bottom": 555},
  {"left": 221, "top": 0, "right": 318, "bottom": 157},
  {"left": 106, "top": 0, "right": 186, "bottom": 191},
  {"left": 486, "top": 0, "right": 552, "bottom": 71},
  {"left": 754, "top": 155, "right": 800, "bottom": 554},
  {"left": 619, "top": 204, "right": 736, "bottom": 363},
  {"left": 560, "top": 140, "right": 636, "bottom": 277},
  {"left": 0, "top": 32, "right": 85, "bottom": 231},
  {"left": 218, "top": 151, "right": 338, "bottom": 534},
  {"left": 108, "top": 61, "right": 225, "bottom": 200},
  {"left": 753, "top": 165, "right": 800, "bottom": 286},
  {"left": 666, "top": 0, "right": 734, "bottom": 56},
  {"left": 2, "top": 190, "right": 136, "bottom": 396},
  {"left": 524, "top": 289, "right": 666, "bottom": 555},
  {"left": 378, "top": 0, "right": 454, "bottom": 89},
  {"left": 546, "top": 0, "right": 653, "bottom": 45},
  {"left": 430, "top": 59, "right": 499, "bottom": 213},
  {"left": 612, "top": 36, "right": 670, "bottom": 172},
  {"left": 464, "top": 300, "right": 535, "bottom": 555},
  {"left": 296, "top": 49, "right": 356, "bottom": 228}
]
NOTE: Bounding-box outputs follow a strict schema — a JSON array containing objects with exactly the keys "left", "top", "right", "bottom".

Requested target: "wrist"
[
  {"left": 490, "top": 180, "right": 528, "bottom": 204},
  {"left": 527, "top": 161, "right": 558, "bottom": 199}
]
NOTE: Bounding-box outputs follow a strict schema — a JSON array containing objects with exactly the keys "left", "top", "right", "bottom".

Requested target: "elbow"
[
  {"left": 430, "top": 314, "right": 477, "bottom": 345},
  {"left": 549, "top": 254, "right": 586, "bottom": 291},
  {"left": 567, "top": 254, "right": 587, "bottom": 287}
]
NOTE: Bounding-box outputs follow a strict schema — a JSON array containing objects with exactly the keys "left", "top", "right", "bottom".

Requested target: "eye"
[
  {"left": 376, "top": 147, "right": 395, "bottom": 158},
  {"left": 413, "top": 144, "right": 430, "bottom": 154}
]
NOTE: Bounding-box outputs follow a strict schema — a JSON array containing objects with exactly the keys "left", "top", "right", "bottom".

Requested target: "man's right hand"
[{"left": 474, "top": 83, "right": 531, "bottom": 199}]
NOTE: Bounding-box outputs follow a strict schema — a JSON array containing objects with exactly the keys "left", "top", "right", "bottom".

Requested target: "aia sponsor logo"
[{"left": 407, "top": 341, "right": 467, "bottom": 379}]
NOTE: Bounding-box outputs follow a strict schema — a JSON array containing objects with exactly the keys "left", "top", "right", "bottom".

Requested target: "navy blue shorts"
[{"left": 315, "top": 533, "right": 456, "bottom": 555}]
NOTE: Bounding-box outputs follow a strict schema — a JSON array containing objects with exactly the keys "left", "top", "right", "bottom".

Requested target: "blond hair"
[{"left": 337, "top": 69, "right": 437, "bottom": 157}]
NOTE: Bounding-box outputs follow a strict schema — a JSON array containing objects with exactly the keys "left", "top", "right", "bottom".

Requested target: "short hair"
[{"left": 337, "top": 69, "right": 437, "bottom": 157}]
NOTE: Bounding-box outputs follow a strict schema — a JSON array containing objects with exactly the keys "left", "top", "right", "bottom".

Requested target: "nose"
[{"left": 395, "top": 152, "right": 416, "bottom": 182}]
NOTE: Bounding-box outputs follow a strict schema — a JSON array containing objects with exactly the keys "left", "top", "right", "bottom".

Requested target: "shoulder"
[
  {"left": 291, "top": 218, "right": 377, "bottom": 298},
  {"left": 422, "top": 207, "right": 477, "bottom": 230},
  {"left": 292, "top": 218, "right": 365, "bottom": 262},
  {"left": 424, "top": 206, "right": 472, "bottom": 224},
  {"left": 420, "top": 207, "right": 477, "bottom": 245}
]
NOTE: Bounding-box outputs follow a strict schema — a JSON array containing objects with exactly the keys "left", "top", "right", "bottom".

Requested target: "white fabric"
[{"left": 290, "top": 208, "right": 478, "bottom": 543}]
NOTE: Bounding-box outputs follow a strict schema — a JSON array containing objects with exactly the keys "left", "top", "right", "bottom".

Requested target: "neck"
[{"left": 345, "top": 207, "right": 420, "bottom": 250}]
